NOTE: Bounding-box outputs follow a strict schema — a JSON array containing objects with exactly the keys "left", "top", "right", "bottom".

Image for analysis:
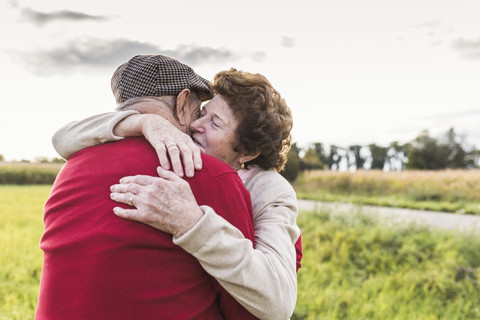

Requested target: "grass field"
[
  {"left": 1, "top": 185, "right": 479, "bottom": 319},
  {"left": 294, "top": 209, "right": 480, "bottom": 319},
  {"left": 0, "top": 185, "right": 50, "bottom": 320}
]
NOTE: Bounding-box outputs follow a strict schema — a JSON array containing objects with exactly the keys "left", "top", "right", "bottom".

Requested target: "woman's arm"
[
  {"left": 111, "top": 167, "right": 300, "bottom": 320},
  {"left": 52, "top": 111, "right": 139, "bottom": 159},
  {"left": 52, "top": 111, "right": 202, "bottom": 177},
  {"left": 177, "top": 193, "right": 300, "bottom": 320}
]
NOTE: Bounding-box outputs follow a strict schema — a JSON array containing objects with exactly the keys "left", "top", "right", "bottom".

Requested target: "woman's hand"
[
  {"left": 142, "top": 115, "right": 204, "bottom": 178},
  {"left": 110, "top": 167, "right": 204, "bottom": 238},
  {"left": 114, "top": 114, "right": 204, "bottom": 178}
]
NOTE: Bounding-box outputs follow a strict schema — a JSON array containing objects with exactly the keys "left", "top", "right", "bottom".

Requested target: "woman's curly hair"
[{"left": 212, "top": 68, "right": 293, "bottom": 172}]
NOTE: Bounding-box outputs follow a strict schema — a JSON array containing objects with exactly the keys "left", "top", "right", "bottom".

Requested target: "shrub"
[{"left": 0, "top": 163, "right": 62, "bottom": 185}]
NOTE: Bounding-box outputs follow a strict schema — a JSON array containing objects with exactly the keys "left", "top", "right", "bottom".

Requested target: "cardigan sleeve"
[
  {"left": 52, "top": 110, "right": 140, "bottom": 159},
  {"left": 173, "top": 171, "right": 301, "bottom": 320}
]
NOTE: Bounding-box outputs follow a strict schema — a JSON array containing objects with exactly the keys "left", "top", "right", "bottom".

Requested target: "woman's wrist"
[
  {"left": 172, "top": 206, "right": 204, "bottom": 238},
  {"left": 113, "top": 114, "right": 147, "bottom": 137}
]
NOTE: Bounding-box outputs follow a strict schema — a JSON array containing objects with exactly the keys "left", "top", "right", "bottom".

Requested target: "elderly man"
[{"left": 36, "top": 55, "right": 257, "bottom": 320}]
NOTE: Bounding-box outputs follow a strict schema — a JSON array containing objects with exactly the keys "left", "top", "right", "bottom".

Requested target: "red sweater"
[{"left": 36, "top": 137, "right": 257, "bottom": 320}]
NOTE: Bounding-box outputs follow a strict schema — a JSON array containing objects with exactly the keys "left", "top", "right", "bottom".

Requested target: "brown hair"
[{"left": 212, "top": 68, "right": 293, "bottom": 171}]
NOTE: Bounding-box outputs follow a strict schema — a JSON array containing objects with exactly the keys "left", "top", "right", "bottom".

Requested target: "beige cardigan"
[{"left": 52, "top": 111, "right": 301, "bottom": 320}]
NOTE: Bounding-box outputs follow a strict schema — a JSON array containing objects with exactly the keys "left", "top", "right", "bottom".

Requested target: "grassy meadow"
[
  {"left": 294, "top": 209, "right": 480, "bottom": 320},
  {"left": 0, "top": 185, "right": 50, "bottom": 320},
  {"left": 1, "top": 184, "right": 480, "bottom": 319},
  {"left": 1, "top": 167, "right": 480, "bottom": 319},
  {"left": 293, "top": 169, "right": 480, "bottom": 215}
]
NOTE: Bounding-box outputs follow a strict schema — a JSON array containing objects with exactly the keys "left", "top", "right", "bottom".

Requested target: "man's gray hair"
[{"left": 115, "top": 96, "right": 176, "bottom": 111}]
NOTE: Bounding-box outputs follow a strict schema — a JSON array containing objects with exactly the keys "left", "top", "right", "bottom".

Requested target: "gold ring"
[
  {"left": 128, "top": 195, "right": 134, "bottom": 206},
  {"left": 166, "top": 143, "right": 177, "bottom": 149}
]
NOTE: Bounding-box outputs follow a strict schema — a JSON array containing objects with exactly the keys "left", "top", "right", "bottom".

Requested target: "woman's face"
[{"left": 190, "top": 95, "right": 243, "bottom": 170}]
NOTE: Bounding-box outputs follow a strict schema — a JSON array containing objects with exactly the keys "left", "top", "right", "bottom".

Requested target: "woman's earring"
[{"left": 240, "top": 162, "right": 245, "bottom": 170}]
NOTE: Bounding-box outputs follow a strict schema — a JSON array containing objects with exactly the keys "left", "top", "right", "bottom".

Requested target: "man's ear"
[
  {"left": 176, "top": 89, "right": 191, "bottom": 125},
  {"left": 239, "top": 150, "right": 261, "bottom": 165}
]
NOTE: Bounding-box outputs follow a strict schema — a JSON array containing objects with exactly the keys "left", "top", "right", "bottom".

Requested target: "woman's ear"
[{"left": 175, "top": 89, "right": 191, "bottom": 125}]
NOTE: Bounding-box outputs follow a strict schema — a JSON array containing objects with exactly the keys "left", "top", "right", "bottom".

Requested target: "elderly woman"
[{"left": 53, "top": 68, "right": 302, "bottom": 320}]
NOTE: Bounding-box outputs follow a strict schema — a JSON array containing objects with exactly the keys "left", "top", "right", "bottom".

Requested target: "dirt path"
[{"left": 297, "top": 199, "right": 480, "bottom": 232}]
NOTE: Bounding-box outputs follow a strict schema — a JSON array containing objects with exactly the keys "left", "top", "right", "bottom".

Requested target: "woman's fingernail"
[{"left": 110, "top": 185, "right": 115, "bottom": 191}]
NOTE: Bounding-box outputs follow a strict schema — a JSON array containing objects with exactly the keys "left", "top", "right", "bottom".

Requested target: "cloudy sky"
[{"left": 1, "top": 0, "right": 480, "bottom": 161}]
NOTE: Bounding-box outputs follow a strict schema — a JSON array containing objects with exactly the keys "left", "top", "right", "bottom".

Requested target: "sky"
[{"left": 1, "top": 0, "right": 480, "bottom": 161}]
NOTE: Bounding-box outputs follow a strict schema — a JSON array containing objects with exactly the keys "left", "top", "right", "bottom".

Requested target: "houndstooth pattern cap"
[{"left": 111, "top": 55, "right": 213, "bottom": 104}]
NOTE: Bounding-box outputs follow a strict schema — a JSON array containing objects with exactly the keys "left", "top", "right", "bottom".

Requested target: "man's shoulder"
[
  {"left": 75, "top": 136, "right": 153, "bottom": 155},
  {"left": 199, "top": 154, "right": 237, "bottom": 177}
]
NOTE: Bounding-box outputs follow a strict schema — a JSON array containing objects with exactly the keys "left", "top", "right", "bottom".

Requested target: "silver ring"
[
  {"left": 128, "top": 195, "right": 134, "bottom": 206},
  {"left": 166, "top": 143, "right": 177, "bottom": 149}
]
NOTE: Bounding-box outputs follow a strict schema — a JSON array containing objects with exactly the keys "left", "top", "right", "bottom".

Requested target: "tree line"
[
  {"left": 1, "top": 128, "right": 479, "bottom": 183},
  {"left": 281, "top": 128, "right": 480, "bottom": 182}
]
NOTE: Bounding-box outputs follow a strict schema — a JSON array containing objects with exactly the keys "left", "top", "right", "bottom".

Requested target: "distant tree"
[
  {"left": 0, "top": 154, "right": 4, "bottom": 162},
  {"left": 281, "top": 143, "right": 301, "bottom": 182},
  {"left": 469, "top": 149, "right": 480, "bottom": 168},
  {"left": 406, "top": 130, "right": 444, "bottom": 170},
  {"left": 388, "top": 141, "right": 409, "bottom": 171},
  {"left": 301, "top": 147, "right": 324, "bottom": 170},
  {"left": 443, "top": 128, "right": 473, "bottom": 169},
  {"left": 312, "top": 142, "right": 329, "bottom": 166},
  {"left": 406, "top": 128, "right": 475, "bottom": 170},
  {"left": 368, "top": 143, "right": 389, "bottom": 170},
  {"left": 34, "top": 156, "right": 65, "bottom": 164},
  {"left": 326, "top": 145, "right": 342, "bottom": 170},
  {"left": 35, "top": 156, "right": 50, "bottom": 163},
  {"left": 50, "top": 157, "right": 66, "bottom": 164},
  {"left": 290, "top": 142, "right": 302, "bottom": 155},
  {"left": 348, "top": 145, "right": 366, "bottom": 170}
]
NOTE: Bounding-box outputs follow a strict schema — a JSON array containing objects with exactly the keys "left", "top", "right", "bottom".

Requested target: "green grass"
[
  {"left": 2, "top": 185, "right": 480, "bottom": 319},
  {"left": 0, "top": 185, "right": 50, "bottom": 320},
  {"left": 293, "top": 209, "right": 480, "bottom": 319}
]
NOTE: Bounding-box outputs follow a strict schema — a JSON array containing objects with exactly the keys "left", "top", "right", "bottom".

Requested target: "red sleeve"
[
  {"left": 295, "top": 234, "right": 303, "bottom": 271},
  {"left": 212, "top": 172, "right": 255, "bottom": 241}
]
